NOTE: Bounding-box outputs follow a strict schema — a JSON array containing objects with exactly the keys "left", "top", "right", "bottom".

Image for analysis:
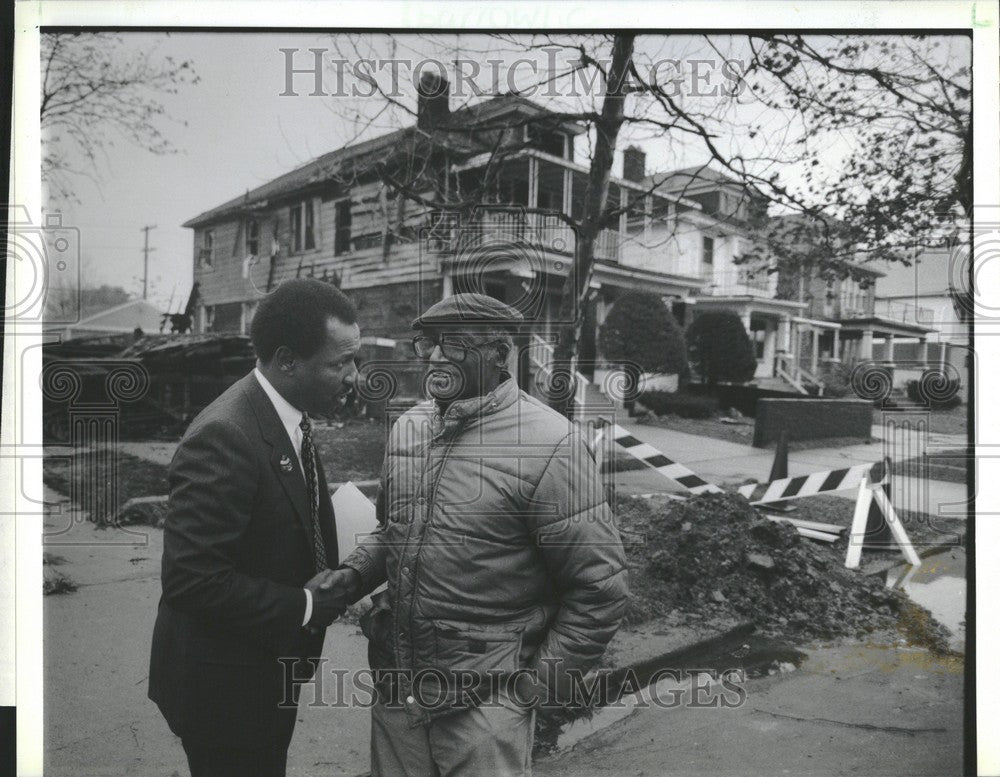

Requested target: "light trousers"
[{"left": 371, "top": 693, "right": 535, "bottom": 777}]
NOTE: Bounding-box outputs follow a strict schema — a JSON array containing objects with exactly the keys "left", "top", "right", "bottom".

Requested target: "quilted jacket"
[{"left": 343, "top": 377, "right": 629, "bottom": 721}]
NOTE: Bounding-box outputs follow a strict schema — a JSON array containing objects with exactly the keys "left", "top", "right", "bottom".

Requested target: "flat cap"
[{"left": 412, "top": 292, "right": 524, "bottom": 330}]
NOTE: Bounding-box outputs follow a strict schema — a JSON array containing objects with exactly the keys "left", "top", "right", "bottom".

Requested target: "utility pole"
[{"left": 141, "top": 224, "right": 157, "bottom": 300}]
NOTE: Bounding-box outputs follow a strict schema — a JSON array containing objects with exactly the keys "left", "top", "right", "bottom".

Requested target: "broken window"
[
  {"left": 525, "top": 125, "right": 568, "bottom": 158},
  {"left": 247, "top": 219, "right": 259, "bottom": 256},
  {"left": 335, "top": 199, "right": 352, "bottom": 256}
]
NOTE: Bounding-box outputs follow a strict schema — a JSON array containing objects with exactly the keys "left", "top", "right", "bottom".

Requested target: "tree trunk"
[{"left": 549, "top": 34, "right": 636, "bottom": 416}]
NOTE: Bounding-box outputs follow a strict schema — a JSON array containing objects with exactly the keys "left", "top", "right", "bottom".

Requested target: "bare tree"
[
  {"left": 40, "top": 32, "right": 200, "bottom": 200},
  {"left": 736, "top": 34, "right": 971, "bottom": 277}
]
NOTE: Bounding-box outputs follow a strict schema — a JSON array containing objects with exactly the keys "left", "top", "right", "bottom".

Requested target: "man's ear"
[{"left": 274, "top": 345, "right": 296, "bottom": 374}]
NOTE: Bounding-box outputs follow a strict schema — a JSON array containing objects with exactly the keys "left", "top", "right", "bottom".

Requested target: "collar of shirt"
[{"left": 254, "top": 367, "right": 306, "bottom": 463}]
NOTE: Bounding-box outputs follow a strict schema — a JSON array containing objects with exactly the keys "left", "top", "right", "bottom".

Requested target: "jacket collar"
[{"left": 433, "top": 376, "right": 519, "bottom": 438}]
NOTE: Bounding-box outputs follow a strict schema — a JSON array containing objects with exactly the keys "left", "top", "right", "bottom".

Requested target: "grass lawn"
[
  {"left": 42, "top": 419, "right": 388, "bottom": 524},
  {"left": 43, "top": 451, "right": 171, "bottom": 522},
  {"left": 891, "top": 448, "right": 970, "bottom": 484},
  {"left": 312, "top": 419, "right": 387, "bottom": 483}
]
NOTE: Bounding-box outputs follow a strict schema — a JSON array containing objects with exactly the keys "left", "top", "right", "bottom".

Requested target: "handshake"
[{"left": 304, "top": 566, "right": 362, "bottom": 631}]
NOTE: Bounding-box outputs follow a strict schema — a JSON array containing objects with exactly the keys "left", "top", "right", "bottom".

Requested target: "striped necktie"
[{"left": 299, "top": 413, "right": 328, "bottom": 571}]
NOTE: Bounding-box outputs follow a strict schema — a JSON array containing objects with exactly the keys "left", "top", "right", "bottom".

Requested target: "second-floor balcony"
[
  {"left": 874, "top": 298, "right": 937, "bottom": 326},
  {"left": 441, "top": 149, "right": 707, "bottom": 278},
  {"left": 700, "top": 267, "right": 777, "bottom": 298}
]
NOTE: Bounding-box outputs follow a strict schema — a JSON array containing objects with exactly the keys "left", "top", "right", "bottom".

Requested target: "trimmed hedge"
[
  {"left": 638, "top": 390, "right": 719, "bottom": 419},
  {"left": 686, "top": 311, "right": 757, "bottom": 385},
  {"left": 906, "top": 376, "right": 962, "bottom": 409},
  {"left": 599, "top": 292, "right": 688, "bottom": 378}
]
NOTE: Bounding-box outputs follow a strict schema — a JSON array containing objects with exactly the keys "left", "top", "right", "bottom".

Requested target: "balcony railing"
[
  {"left": 874, "top": 299, "right": 937, "bottom": 326},
  {"left": 424, "top": 209, "right": 622, "bottom": 263},
  {"left": 701, "top": 268, "right": 776, "bottom": 297}
]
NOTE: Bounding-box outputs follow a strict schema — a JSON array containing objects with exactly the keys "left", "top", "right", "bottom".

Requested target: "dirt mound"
[{"left": 618, "top": 493, "right": 952, "bottom": 652}]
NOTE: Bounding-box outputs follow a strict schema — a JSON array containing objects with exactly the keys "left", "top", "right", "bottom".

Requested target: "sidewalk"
[
  {"left": 612, "top": 422, "right": 970, "bottom": 517},
  {"left": 535, "top": 641, "right": 963, "bottom": 777}
]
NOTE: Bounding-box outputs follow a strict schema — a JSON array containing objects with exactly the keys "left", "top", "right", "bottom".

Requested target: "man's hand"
[{"left": 304, "top": 567, "right": 362, "bottom": 630}]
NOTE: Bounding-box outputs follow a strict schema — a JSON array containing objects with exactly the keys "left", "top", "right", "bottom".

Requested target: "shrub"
[
  {"left": 638, "top": 389, "right": 719, "bottom": 419},
  {"left": 599, "top": 292, "right": 688, "bottom": 379},
  {"left": 906, "top": 375, "right": 962, "bottom": 409},
  {"left": 686, "top": 311, "right": 757, "bottom": 385},
  {"left": 818, "top": 362, "right": 853, "bottom": 398}
]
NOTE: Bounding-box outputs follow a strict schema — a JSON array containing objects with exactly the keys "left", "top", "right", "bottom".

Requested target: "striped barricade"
[
  {"left": 608, "top": 424, "right": 724, "bottom": 495},
  {"left": 737, "top": 460, "right": 887, "bottom": 505}
]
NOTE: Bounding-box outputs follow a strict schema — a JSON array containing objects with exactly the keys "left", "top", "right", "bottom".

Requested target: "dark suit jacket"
[{"left": 148, "top": 372, "right": 338, "bottom": 750}]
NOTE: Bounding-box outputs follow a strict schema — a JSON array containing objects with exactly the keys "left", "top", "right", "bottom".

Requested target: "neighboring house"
[
  {"left": 49, "top": 299, "right": 164, "bottom": 341},
  {"left": 873, "top": 244, "right": 970, "bottom": 398},
  {"left": 649, "top": 165, "right": 807, "bottom": 382},
  {"left": 764, "top": 213, "right": 939, "bottom": 394}
]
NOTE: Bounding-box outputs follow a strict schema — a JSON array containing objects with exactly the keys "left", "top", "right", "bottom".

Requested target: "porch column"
[
  {"left": 940, "top": 340, "right": 949, "bottom": 369},
  {"left": 562, "top": 168, "right": 572, "bottom": 215},
  {"left": 527, "top": 157, "right": 539, "bottom": 209},
  {"left": 442, "top": 273, "right": 453, "bottom": 299},
  {"left": 810, "top": 327, "right": 819, "bottom": 374},
  {"left": 762, "top": 319, "right": 777, "bottom": 376},
  {"left": 831, "top": 328, "right": 841, "bottom": 362},
  {"left": 918, "top": 337, "right": 928, "bottom": 367},
  {"left": 740, "top": 308, "right": 752, "bottom": 332},
  {"left": 884, "top": 333, "right": 895, "bottom": 366},
  {"left": 859, "top": 329, "right": 874, "bottom": 360},
  {"left": 777, "top": 316, "right": 791, "bottom": 353}
]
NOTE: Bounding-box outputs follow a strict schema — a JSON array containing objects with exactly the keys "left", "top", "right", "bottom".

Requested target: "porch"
[{"left": 837, "top": 316, "right": 937, "bottom": 367}]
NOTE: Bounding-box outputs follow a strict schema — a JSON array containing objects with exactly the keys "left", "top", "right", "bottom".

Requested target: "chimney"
[
  {"left": 623, "top": 145, "right": 646, "bottom": 183},
  {"left": 417, "top": 70, "right": 450, "bottom": 131}
]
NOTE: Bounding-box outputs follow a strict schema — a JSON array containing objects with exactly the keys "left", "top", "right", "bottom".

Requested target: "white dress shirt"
[{"left": 253, "top": 368, "right": 314, "bottom": 627}]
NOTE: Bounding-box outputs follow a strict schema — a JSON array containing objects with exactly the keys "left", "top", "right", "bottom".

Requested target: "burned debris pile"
[
  {"left": 618, "top": 492, "right": 952, "bottom": 652},
  {"left": 43, "top": 334, "right": 255, "bottom": 441}
]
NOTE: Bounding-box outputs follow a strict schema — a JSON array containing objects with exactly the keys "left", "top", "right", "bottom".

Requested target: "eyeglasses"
[{"left": 412, "top": 335, "right": 506, "bottom": 363}]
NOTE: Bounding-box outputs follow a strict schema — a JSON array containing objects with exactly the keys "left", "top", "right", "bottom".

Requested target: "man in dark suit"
[{"left": 149, "top": 279, "right": 362, "bottom": 777}]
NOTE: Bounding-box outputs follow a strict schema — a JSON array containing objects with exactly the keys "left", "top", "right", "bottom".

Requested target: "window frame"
[
  {"left": 200, "top": 229, "right": 215, "bottom": 268},
  {"left": 247, "top": 218, "right": 259, "bottom": 256},
  {"left": 334, "top": 197, "right": 352, "bottom": 256},
  {"left": 701, "top": 235, "right": 715, "bottom": 266},
  {"left": 289, "top": 199, "right": 318, "bottom": 254}
]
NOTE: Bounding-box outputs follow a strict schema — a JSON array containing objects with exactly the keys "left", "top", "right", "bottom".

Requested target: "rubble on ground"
[{"left": 617, "top": 492, "right": 954, "bottom": 653}]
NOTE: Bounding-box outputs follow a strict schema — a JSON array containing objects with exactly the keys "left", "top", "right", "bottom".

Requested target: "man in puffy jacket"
[{"left": 337, "top": 292, "right": 629, "bottom": 777}]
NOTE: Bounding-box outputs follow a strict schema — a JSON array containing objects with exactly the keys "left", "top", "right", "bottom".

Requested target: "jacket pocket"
[{"left": 431, "top": 620, "right": 525, "bottom": 682}]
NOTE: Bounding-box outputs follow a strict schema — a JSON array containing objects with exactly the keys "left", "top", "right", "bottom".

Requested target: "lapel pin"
[{"left": 279, "top": 455, "right": 294, "bottom": 473}]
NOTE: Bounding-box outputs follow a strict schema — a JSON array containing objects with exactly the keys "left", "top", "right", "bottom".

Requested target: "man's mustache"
[{"left": 423, "top": 365, "right": 465, "bottom": 401}]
